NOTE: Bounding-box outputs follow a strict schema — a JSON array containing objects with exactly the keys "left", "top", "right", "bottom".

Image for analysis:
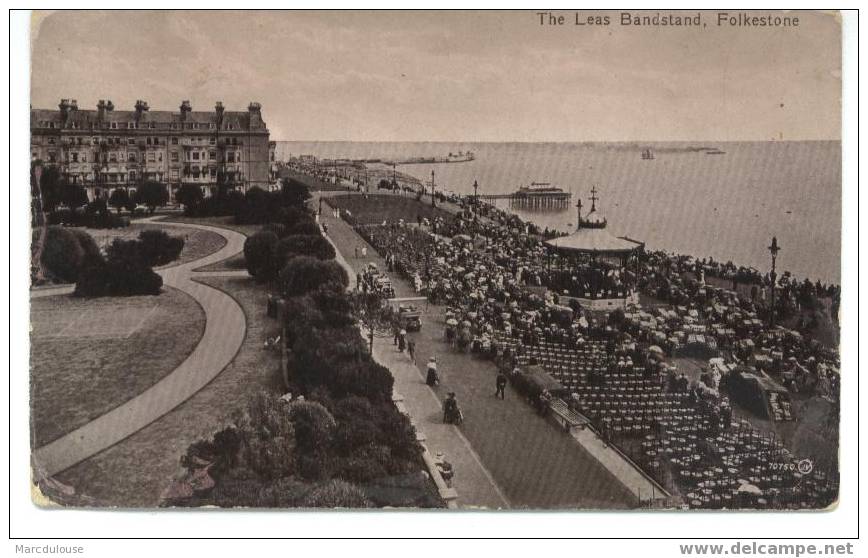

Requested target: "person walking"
[
  {"left": 407, "top": 340, "right": 416, "bottom": 364},
  {"left": 495, "top": 370, "right": 507, "bottom": 399},
  {"left": 426, "top": 356, "right": 439, "bottom": 386},
  {"left": 398, "top": 329, "right": 407, "bottom": 353}
]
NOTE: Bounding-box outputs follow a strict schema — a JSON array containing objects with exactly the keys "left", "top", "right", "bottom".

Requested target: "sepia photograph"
[{"left": 17, "top": 7, "right": 852, "bottom": 528}]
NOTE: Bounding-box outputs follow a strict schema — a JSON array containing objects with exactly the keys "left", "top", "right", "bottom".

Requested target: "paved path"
[
  {"left": 323, "top": 217, "right": 510, "bottom": 509},
  {"left": 32, "top": 218, "right": 248, "bottom": 478},
  {"left": 319, "top": 195, "right": 637, "bottom": 509}
]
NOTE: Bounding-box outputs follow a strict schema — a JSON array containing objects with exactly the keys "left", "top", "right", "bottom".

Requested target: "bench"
[{"left": 548, "top": 398, "right": 588, "bottom": 434}]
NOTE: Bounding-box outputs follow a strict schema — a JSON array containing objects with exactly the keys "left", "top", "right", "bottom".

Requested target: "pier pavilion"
[{"left": 544, "top": 188, "right": 644, "bottom": 311}]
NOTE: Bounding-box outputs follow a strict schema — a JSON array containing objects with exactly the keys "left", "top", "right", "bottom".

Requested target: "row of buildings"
[{"left": 30, "top": 99, "right": 278, "bottom": 201}]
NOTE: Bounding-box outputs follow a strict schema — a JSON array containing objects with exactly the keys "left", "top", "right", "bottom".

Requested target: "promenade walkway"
[
  {"left": 32, "top": 218, "right": 248, "bottom": 479},
  {"left": 323, "top": 218, "right": 509, "bottom": 509},
  {"left": 319, "top": 195, "right": 638, "bottom": 509}
]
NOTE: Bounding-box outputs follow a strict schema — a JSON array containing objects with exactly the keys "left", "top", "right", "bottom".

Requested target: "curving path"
[{"left": 32, "top": 218, "right": 248, "bottom": 478}]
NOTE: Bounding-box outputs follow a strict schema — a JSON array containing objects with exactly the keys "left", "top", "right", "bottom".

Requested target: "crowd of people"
[{"left": 341, "top": 195, "right": 840, "bottom": 509}]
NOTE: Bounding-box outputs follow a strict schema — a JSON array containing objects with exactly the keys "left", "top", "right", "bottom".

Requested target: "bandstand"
[{"left": 544, "top": 187, "right": 644, "bottom": 311}]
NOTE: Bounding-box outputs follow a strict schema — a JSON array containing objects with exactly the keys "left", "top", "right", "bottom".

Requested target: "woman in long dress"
[{"left": 426, "top": 356, "right": 439, "bottom": 386}]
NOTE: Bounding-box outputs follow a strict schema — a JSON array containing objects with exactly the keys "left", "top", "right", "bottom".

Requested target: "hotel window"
[
  {"left": 210, "top": 168, "right": 217, "bottom": 178},
  {"left": 128, "top": 153, "right": 136, "bottom": 162},
  {"left": 111, "top": 122, "right": 118, "bottom": 129},
  {"left": 149, "top": 122, "right": 155, "bottom": 129},
  {"left": 227, "top": 152, "right": 235, "bottom": 163},
  {"left": 71, "top": 153, "right": 78, "bottom": 162},
  {"left": 129, "top": 171, "right": 136, "bottom": 181},
  {"left": 209, "top": 151, "right": 216, "bottom": 161},
  {"left": 48, "top": 138, "right": 56, "bottom": 145},
  {"left": 209, "top": 137, "right": 216, "bottom": 145},
  {"left": 48, "top": 151, "right": 56, "bottom": 163},
  {"left": 109, "top": 153, "right": 117, "bottom": 163},
  {"left": 171, "top": 137, "right": 178, "bottom": 145},
  {"left": 148, "top": 152, "right": 156, "bottom": 162},
  {"left": 128, "top": 138, "right": 135, "bottom": 145},
  {"left": 171, "top": 151, "right": 179, "bottom": 162},
  {"left": 192, "top": 152, "right": 200, "bottom": 161},
  {"left": 171, "top": 169, "right": 179, "bottom": 180}
]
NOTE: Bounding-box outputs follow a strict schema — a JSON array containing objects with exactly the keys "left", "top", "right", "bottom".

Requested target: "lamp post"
[
  {"left": 430, "top": 169, "right": 436, "bottom": 207},
  {"left": 473, "top": 179, "right": 479, "bottom": 206},
  {"left": 768, "top": 236, "right": 780, "bottom": 327}
]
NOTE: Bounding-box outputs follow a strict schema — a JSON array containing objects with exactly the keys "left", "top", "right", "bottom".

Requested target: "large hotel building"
[{"left": 30, "top": 99, "right": 277, "bottom": 200}]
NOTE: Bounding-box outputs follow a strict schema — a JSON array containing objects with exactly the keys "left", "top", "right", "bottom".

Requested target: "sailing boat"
[{"left": 641, "top": 148, "right": 655, "bottom": 160}]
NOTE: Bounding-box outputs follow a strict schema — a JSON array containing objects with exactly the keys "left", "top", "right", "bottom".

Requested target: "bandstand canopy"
[{"left": 545, "top": 228, "right": 643, "bottom": 255}]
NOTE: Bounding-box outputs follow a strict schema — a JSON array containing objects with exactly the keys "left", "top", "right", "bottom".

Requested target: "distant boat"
[
  {"left": 705, "top": 149, "right": 727, "bottom": 155},
  {"left": 641, "top": 148, "right": 655, "bottom": 160}
]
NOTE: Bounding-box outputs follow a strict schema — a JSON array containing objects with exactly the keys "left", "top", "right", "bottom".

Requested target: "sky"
[{"left": 30, "top": 10, "right": 841, "bottom": 142}]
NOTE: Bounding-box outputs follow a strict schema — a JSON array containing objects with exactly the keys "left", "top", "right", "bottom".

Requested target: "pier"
[{"left": 478, "top": 190, "right": 572, "bottom": 209}]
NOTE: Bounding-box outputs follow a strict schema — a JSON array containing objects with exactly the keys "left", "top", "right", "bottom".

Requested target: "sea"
[{"left": 276, "top": 141, "right": 841, "bottom": 285}]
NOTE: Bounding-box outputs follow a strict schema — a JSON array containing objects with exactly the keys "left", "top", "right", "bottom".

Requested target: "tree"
[
  {"left": 276, "top": 234, "right": 335, "bottom": 262},
  {"left": 243, "top": 231, "right": 279, "bottom": 279},
  {"left": 61, "top": 184, "right": 89, "bottom": 210},
  {"left": 135, "top": 180, "right": 169, "bottom": 213},
  {"left": 38, "top": 165, "right": 64, "bottom": 212},
  {"left": 108, "top": 188, "right": 131, "bottom": 214},
  {"left": 175, "top": 184, "right": 203, "bottom": 212},
  {"left": 278, "top": 256, "right": 348, "bottom": 298},
  {"left": 280, "top": 178, "right": 312, "bottom": 209}
]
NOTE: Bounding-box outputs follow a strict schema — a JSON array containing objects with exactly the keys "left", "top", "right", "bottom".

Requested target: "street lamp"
[
  {"left": 768, "top": 236, "right": 781, "bottom": 327},
  {"left": 430, "top": 169, "right": 436, "bottom": 207},
  {"left": 473, "top": 179, "right": 479, "bottom": 205}
]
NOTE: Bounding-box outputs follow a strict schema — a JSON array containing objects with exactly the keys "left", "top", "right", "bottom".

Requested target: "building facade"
[{"left": 30, "top": 99, "right": 276, "bottom": 201}]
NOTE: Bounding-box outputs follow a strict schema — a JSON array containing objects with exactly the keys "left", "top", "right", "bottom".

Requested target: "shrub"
[
  {"left": 243, "top": 231, "right": 279, "bottom": 279},
  {"left": 190, "top": 190, "right": 245, "bottom": 217},
  {"left": 68, "top": 228, "right": 101, "bottom": 262},
  {"left": 283, "top": 206, "right": 313, "bottom": 229},
  {"left": 288, "top": 400, "right": 336, "bottom": 453},
  {"left": 278, "top": 256, "right": 348, "bottom": 298},
  {"left": 261, "top": 223, "right": 289, "bottom": 239},
  {"left": 287, "top": 219, "right": 320, "bottom": 236},
  {"left": 275, "top": 234, "right": 335, "bottom": 262},
  {"left": 40, "top": 226, "right": 85, "bottom": 282},
  {"left": 137, "top": 229, "right": 185, "bottom": 266},
  {"left": 47, "top": 208, "right": 129, "bottom": 229},
  {"left": 300, "top": 479, "right": 370, "bottom": 508},
  {"left": 74, "top": 257, "right": 163, "bottom": 297}
]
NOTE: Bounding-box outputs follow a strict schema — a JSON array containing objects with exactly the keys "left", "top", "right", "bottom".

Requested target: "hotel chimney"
[{"left": 180, "top": 100, "right": 192, "bottom": 121}]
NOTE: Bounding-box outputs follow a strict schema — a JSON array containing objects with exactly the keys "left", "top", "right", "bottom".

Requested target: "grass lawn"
[
  {"left": 53, "top": 275, "right": 282, "bottom": 507},
  {"left": 326, "top": 194, "right": 454, "bottom": 225},
  {"left": 30, "top": 287, "right": 205, "bottom": 447},
  {"left": 157, "top": 214, "right": 261, "bottom": 237}
]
